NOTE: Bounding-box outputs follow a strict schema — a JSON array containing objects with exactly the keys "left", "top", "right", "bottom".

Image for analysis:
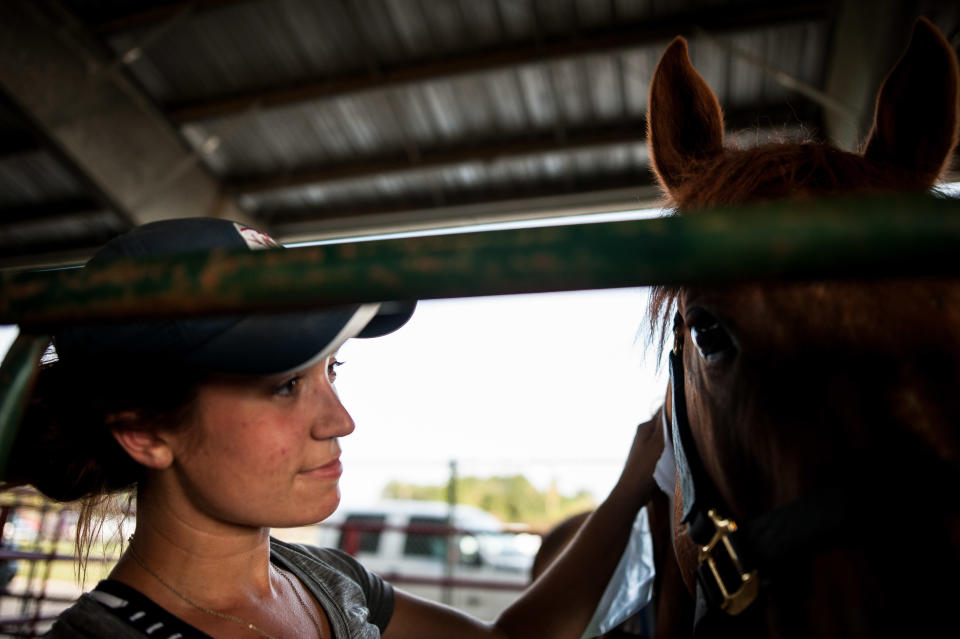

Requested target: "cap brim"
[
  {"left": 185, "top": 301, "right": 415, "bottom": 376},
  {"left": 358, "top": 300, "right": 417, "bottom": 339}
]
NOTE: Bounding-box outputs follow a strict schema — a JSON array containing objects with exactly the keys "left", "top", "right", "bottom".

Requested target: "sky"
[{"left": 331, "top": 287, "right": 665, "bottom": 508}]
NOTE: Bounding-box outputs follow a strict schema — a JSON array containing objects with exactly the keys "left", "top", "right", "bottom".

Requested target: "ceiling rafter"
[
  {"left": 265, "top": 176, "right": 660, "bottom": 228},
  {"left": 227, "top": 102, "right": 819, "bottom": 197},
  {"left": 0, "top": 85, "right": 129, "bottom": 229},
  {"left": 0, "top": 239, "right": 110, "bottom": 269},
  {"left": 0, "top": 2, "right": 257, "bottom": 231},
  {"left": 0, "top": 204, "right": 122, "bottom": 261},
  {"left": 92, "top": 0, "right": 249, "bottom": 35},
  {"left": 166, "top": 2, "right": 831, "bottom": 122},
  {"left": 0, "top": 130, "right": 40, "bottom": 157},
  {"left": 229, "top": 122, "right": 644, "bottom": 196},
  {"left": 0, "top": 198, "right": 104, "bottom": 225}
]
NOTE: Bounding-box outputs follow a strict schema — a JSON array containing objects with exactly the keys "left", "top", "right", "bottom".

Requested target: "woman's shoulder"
[
  {"left": 271, "top": 537, "right": 388, "bottom": 600},
  {"left": 270, "top": 537, "right": 395, "bottom": 635},
  {"left": 270, "top": 538, "right": 368, "bottom": 579}
]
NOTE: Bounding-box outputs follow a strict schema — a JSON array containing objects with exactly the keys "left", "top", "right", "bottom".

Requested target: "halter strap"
[
  {"left": 667, "top": 325, "right": 730, "bottom": 544},
  {"left": 666, "top": 316, "right": 759, "bottom": 620}
]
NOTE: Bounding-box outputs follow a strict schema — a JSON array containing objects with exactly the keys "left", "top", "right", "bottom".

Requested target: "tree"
[{"left": 381, "top": 475, "right": 596, "bottom": 527}]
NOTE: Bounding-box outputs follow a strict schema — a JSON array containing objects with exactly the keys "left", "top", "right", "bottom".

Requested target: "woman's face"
[{"left": 159, "top": 354, "right": 354, "bottom": 530}]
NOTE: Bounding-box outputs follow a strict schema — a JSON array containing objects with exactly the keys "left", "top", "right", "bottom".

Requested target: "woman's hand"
[{"left": 610, "top": 410, "right": 666, "bottom": 511}]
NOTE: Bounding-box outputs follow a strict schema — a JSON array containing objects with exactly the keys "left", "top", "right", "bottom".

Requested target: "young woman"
[{"left": 8, "top": 218, "right": 664, "bottom": 639}]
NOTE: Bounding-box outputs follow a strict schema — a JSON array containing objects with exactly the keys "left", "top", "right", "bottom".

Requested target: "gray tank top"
[{"left": 44, "top": 538, "right": 395, "bottom": 638}]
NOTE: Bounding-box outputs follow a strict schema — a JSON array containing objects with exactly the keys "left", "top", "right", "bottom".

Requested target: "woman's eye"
[
  {"left": 274, "top": 376, "right": 302, "bottom": 397},
  {"left": 327, "top": 359, "right": 344, "bottom": 382},
  {"left": 688, "top": 311, "right": 736, "bottom": 361}
]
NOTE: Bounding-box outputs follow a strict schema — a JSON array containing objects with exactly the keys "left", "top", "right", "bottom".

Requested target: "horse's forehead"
[{"left": 680, "top": 281, "right": 960, "bottom": 351}]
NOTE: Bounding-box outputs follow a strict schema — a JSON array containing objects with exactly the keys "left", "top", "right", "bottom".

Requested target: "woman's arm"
[{"left": 384, "top": 413, "right": 664, "bottom": 639}]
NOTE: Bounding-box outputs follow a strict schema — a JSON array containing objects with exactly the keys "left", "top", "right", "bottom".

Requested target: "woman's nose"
[{"left": 311, "top": 381, "right": 356, "bottom": 440}]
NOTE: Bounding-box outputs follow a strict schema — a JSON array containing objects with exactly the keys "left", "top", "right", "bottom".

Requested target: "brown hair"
[{"left": 4, "top": 350, "right": 206, "bottom": 576}]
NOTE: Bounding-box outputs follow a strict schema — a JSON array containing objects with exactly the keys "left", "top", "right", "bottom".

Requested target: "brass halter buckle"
[{"left": 698, "top": 509, "right": 759, "bottom": 615}]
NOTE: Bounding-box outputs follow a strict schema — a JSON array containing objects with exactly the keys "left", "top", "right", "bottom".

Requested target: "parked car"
[{"left": 316, "top": 500, "right": 539, "bottom": 620}]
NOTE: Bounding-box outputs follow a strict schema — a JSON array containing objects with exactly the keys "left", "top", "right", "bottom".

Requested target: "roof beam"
[
  {"left": 0, "top": 198, "right": 103, "bottom": 225},
  {"left": 92, "top": 0, "right": 249, "bottom": 35},
  {"left": 269, "top": 181, "right": 664, "bottom": 245},
  {"left": 0, "top": 86, "right": 126, "bottom": 220},
  {"left": 0, "top": 244, "right": 106, "bottom": 272},
  {"left": 228, "top": 103, "right": 817, "bottom": 197},
  {"left": 0, "top": 200, "right": 127, "bottom": 262},
  {"left": 228, "top": 123, "right": 646, "bottom": 196},
  {"left": 0, "top": 228, "right": 118, "bottom": 260},
  {"left": 0, "top": 128, "right": 40, "bottom": 157},
  {"left": 0, "top": 203, "right": 123, "bottom": 261},
  {"left": 0, "top": 1, "right": 254, "bottom": 228},
  {"left": 167, "top": 2, "right": 830, "bottom": 122}
]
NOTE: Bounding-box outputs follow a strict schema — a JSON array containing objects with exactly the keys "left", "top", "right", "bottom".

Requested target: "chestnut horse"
[{"left": 646, "top": 17, "right": 960, "bottom": 639}]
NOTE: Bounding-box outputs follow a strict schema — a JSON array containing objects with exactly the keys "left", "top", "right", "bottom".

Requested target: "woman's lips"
[{"left": 300, "top": 458, "right": 343, "bottom": 480}]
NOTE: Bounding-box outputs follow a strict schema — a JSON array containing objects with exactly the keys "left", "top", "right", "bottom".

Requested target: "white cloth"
[{"left": 581, "top": 507, "right": 656, "bottom": 638}]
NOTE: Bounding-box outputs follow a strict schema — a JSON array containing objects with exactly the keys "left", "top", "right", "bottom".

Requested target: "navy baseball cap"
[{"left": 54, "top": 218, "right": 415, "bottom": 375}]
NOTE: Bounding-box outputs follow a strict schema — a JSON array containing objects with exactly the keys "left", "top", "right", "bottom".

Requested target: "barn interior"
[{"left": 1, "top": 0, "right": 958, "bottom": 269}]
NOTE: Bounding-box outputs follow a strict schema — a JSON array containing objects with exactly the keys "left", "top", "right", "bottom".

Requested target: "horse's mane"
[{"left": 663, "top": 141, "right": 916, "bottom": 209}]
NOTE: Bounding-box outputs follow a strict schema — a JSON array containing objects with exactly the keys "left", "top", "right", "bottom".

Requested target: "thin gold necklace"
[{"left": 126, "top": 543, "right": 323, "bottom": 639}]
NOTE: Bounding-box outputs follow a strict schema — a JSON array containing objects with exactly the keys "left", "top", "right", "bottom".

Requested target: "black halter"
[
  {"left": 665, "top": 312, "right": 960, "bottom": 633},
  {"left": 666, "top": 312, "right": 759, "bottom": 622}
]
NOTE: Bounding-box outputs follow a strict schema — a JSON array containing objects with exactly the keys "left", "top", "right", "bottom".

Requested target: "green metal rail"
[
  {"left": 1, "top": 192, "right": 959, "bottom": 474},
  {"left": 3, "top": 193, "right": 960, "bottom": 327}
]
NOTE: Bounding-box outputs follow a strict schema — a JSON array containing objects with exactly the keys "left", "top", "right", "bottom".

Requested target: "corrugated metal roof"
[
  {"left": 168, "top": 19, "right": 826, "bottom": 180},
  {"left": 0, "top": 151, "right": 86, "bottom": 208},
  {"left": 3, "top": 0, "right": 956, "bottom": 262},
  {"left": 249, "top": 139, "right": 654, "bottom": 220}
]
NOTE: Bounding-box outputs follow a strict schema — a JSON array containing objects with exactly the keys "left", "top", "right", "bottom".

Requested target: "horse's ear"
[
  {"left": 647, "top": 37, "right": 724, "bottom": 194},
  {"left": 863, "top": 18, "right": 960, "bottom": 187}
]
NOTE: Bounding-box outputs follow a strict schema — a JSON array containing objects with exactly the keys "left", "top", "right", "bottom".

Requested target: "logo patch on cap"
[{"left": 233, "top": 223, "right": 281, "bottom": 250}]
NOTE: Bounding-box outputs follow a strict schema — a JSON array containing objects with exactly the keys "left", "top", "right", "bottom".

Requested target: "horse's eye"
[{"left": 688, "top": 310, "right": 735, "bottom": 361}]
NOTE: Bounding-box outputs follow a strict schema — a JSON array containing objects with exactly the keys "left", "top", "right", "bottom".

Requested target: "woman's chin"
[
  {"left": 307, "top": 487, "right": 343, "bottom": 525},
  {"left": 266, "top": 488, "right": 342, "bottom": 530}
]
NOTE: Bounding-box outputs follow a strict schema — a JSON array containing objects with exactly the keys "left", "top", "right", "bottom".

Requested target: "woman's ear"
[{"left": 110, "top": 424, "right": 174, "bottom": 470}]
